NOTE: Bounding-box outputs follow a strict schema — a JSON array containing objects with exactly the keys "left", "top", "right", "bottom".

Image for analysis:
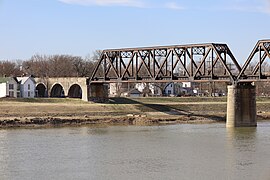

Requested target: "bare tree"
[
  {"left": 22, "top": 54, "right": 96, "bottom": 77},
  {"left": 91, "top": 50, "right": 104, "bottom": 77},
  {"left": 0, "top": 60, "right": 22, "bottom": 76},
  {"left": 2, "top": 50, "right": 102, "bottom": 78},
  {"left": 22, "top": 54, "right": 50, "bottom": 77}
]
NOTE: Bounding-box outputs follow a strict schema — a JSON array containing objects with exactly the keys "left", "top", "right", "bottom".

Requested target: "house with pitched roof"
[
  {"left": 0, "top": 77, "right": 19, "bottom": 98},
  {"left": 17, "top": 77, "right": 36, "bottom": 98}
]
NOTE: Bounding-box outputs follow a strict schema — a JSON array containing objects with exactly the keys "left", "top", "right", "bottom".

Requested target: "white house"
[
  {"left": 135, "top": 83, "right": 153, "bottom": 96},
  {"left": 163, "top": 82, "right": 183, "bottom": 96},
  {"left": 109, "top": 82, "right": 134, "bottom": 97},
  {"left": 17, "top": 77, "right": 36, "bottom": 98},
  {"left": 135, "top": 83, "right": 163, "bottom": 96},
  {"left": 0, "top": 77, "right": 19, "bottom": 98},
  {"left": 182, "top": 82, "right": 192, "bottom": 88},
  {"left": 179, "top": 82, "right": 201, "bottom": 96},
  {"left": 164, "top": 82, "right": 174, "bottom": 95},
  {"left": 109, "top": 83, "right": 118, "bottom": 97}
]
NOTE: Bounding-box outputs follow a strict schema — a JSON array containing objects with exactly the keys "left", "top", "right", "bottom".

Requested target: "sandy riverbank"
[{"left": 0, "top": 97, "right": 270, "bottom": 128}]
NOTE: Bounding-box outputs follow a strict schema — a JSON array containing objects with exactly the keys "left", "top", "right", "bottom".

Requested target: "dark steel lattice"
[
  {"left": 91, "top": 43, "right": 242, "bottom": 83},
  {"left": 237, "top": 40, "right": 270, "bottom": 82}
]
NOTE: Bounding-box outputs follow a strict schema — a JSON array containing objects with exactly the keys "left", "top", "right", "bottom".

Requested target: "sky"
[{"left": 0, "top": 0, "right": 269, "bottom": 64}]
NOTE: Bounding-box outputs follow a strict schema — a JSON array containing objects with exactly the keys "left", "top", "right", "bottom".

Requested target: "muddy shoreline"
[
  {"left": 1, "top": 97, "right": 270, "bottom": 128},
  {"left": 0, "top": 115, "right": 226, "bottom": 128},
  {"left": 1, "top": 114, "right": 269, "bottom": 128}
]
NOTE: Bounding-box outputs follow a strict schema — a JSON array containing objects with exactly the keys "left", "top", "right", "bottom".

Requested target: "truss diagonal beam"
[
  {"left": 149, "top": 51, "right": 165, "bottom": 77},
  {"left": 251, "top": 52, "right": 267, "bottom": 75},
  {"left": 237, "top": 40, "right": 270, "bottom": 81},
  {"left": 90, "top": 42, "right": 243, "bottom": 83},
  {"left": 121, "top": 53, "right": 135, "bottom": 78},
  {"left": 172, "top": 49, "right": 190, "bottom": 77},
  {"left": 105, "top": 53, "right": 119, "bottom": 78},
  {"left": 155, "top": 50, "right": 172, "bottom": 79},
  {"left": 237, "top": 41, "right": 261, "bottom": 80},
  {"left": 212, "top": 46, "right": 235, "bottom": 81},
  {"left": 193, "top": 48, "right": 211, "bottom": 78},
  {"left": 137, "top": 51, "right": 153, "bottom": 78}
]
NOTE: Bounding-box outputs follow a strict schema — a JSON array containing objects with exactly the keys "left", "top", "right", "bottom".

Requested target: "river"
[{"left": 0, "top": 122, "right": 270, "bottom": 180}]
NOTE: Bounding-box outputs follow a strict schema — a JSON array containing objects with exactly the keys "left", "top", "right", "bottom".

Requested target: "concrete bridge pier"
[
  {"left": 226, "top": 82, "right": 257, "bottom": 127},
  {"left": 89, "top": 83, "right": 109, "bottom": 102}
]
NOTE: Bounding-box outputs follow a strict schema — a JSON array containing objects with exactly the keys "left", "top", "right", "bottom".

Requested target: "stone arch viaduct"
[{"left": 34, "top": 77, "right": 91, "bottom": 101}]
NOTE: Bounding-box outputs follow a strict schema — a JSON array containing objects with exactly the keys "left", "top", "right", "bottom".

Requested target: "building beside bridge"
[
  {"left": 0, "top": 76, "right": 37, "bottom": 98},
  {"left": 17, "top": 77, "right": 36, "bottom": 98},
  {"left": 0, "top": 77, "right": 19, "bottom": 98},
  {"left": 109, "top": 82, "right": 199, "bottom": 97},
  {"left": 0, "top": 76, "right": 92, "bottom": 101}
]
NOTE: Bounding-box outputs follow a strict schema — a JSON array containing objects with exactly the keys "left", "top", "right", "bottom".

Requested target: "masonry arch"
[
  {"left": 36, "top": 83, "right": 47, "bottom": 97},
  {"left": 68, "top": 84, "right": 82, "bottom": 98},
  {"left": 51, "top": 83, "right": 65, "bottom": 97}
]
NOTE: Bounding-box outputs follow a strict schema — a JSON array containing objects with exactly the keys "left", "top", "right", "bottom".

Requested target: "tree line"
[{"left": 0, "top": 51, "right": 102, "bottom": 78}]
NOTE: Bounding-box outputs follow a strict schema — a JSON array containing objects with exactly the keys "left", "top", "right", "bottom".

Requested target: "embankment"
[{"left": 0, "top": 97, "right": 270, "bottom": 128}]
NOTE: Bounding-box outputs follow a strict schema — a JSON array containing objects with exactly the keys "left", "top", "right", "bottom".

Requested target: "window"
[
  {"left": 9, "top": 84, "right": 14, "bottom": 90},
  {"left": 28, "top": 84, "right": 30, "bottom": 90},
  {"left": 168, "top": 90, "right": 171, "bottom": 95},
  {"left": 28, "top": 91, "right": 31, "bottom": 97}
]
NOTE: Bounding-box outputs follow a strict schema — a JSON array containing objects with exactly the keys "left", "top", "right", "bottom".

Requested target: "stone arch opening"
[
  {"left": 51, "top": 83, "right": 65, "bottom": 98},
  {"left": 36, "top": 83, "right": 47, "bottom": 97},
  {"left": 68, "top": 84, "right": 82, "bottom": 98}
]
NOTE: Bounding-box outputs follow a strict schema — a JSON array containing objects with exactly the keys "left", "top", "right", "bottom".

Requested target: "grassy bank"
[{"left": 0, "top": 97, "right": 270, "bottom": 127}]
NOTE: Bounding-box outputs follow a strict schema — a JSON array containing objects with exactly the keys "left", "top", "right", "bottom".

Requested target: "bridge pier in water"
[{"left": 226, "top": 82, "right": 257, "bottom": 127}]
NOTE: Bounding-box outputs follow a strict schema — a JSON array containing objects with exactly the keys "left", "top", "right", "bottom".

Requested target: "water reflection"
[
  {"left": 226, "top": 127, "right": 258, "bottom": 179},
  {"left": 227, "top": 127, "right": 257, "bottom": 152}
]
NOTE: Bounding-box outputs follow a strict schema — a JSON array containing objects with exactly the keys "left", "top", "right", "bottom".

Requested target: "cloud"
[
  {"left": 165, "top": 2, "right": 184, "bottom": 10},
  {"left": 266, "top": 0, "right": 270, "bottom": 12},
  {"left": 58, "top": 0, "right": 145, "bottom": 7},
  {"left": 224, "top": 0, "right": 270, "bottom": 14},
  {"left": 58, "top": 0, "right": 270, "bottom": 14},
  {"left": 227, "top": 6, "right": 264, "bottom": 13}
]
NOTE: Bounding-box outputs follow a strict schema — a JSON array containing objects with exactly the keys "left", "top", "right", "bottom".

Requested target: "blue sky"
[{"left": 0, "top": 0, "right": 269, "bottom": 64}]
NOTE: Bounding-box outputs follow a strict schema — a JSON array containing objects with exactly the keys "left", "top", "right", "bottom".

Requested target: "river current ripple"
[{"left": 0, "top": 122, "right": 270, "bottom": 180}]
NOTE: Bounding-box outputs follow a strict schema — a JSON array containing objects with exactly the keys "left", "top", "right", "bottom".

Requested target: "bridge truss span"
[
  {"left": 91, "top": 43, "right": 241, "bottom": 83},
  {"left": 237, "top": 39, "right": 270, "bottom": 82}
]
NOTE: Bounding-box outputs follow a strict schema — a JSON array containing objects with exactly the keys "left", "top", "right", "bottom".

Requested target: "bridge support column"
[
  {"left": 89, "top": 83, "right": 108, "bottom": 103},
  {"left": 226, "top": 83, "right": 257, "bottom": 127}
]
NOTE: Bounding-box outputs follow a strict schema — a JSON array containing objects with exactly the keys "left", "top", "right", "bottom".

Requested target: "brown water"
[{"left": 0, "top": 123, "right": 270, "bottom": 180}]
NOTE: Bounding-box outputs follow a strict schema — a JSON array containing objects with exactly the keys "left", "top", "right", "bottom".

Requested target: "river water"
[{"left": 0, "top": 123, "right": 270, "bottom": 180}]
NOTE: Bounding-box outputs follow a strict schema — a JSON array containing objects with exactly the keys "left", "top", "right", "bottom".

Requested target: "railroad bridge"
[
  {"left": 89, "top": 39, "right": 270, "bottom": 127},
  {"left": 34, "top": 39, "right": 270, "bottom": 127}
]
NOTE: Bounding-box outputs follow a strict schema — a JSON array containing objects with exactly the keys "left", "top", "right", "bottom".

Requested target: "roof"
[
  {"left": 128, "top": 89, "right": 142, "bottom": 94},
  {"left": 0, "top": 77, "right": 19, "bottom": 84},
  {"left": 17, "top": 77, "right": 35, "bottom": 84},
  {"left": 0, "top": 77, "right": 9, "bottom": 83}
]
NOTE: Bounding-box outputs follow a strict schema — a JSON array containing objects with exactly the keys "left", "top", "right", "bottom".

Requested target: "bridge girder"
[{"left": 91, "top": 43, "right": 241, "bottom": 83}]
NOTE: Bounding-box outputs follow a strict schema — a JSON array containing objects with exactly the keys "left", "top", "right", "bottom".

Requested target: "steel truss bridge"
[{"left": 91, "top": 40, "right": 270, "bottom": 84}]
